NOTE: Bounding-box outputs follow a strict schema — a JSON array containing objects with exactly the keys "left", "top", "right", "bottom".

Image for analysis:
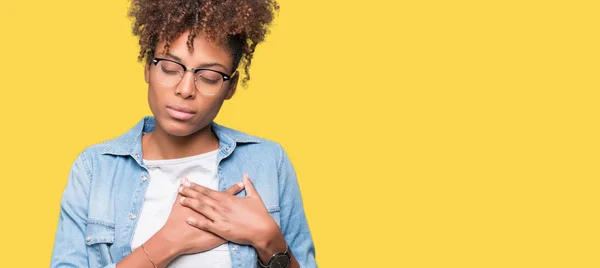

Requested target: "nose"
[{"left": 175, "top": 71, "right": 196, "bottom": 99}]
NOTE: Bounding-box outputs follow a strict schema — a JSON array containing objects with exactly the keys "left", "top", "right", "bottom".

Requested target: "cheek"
[
  {"left": 147, "top": 85, "right": 163, "bottom": 115},
  {"left": 201, "top": 97, "right": 226, "bottom": 119}
]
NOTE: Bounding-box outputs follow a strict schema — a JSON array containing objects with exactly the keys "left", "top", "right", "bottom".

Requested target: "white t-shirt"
[{"left": 131, "top": 150, "right": 232, "bottom": 268}]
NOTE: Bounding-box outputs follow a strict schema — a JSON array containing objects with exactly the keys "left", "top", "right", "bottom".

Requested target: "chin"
[{"left": 159, "top": 117, "right": 199, "bottom": 137}]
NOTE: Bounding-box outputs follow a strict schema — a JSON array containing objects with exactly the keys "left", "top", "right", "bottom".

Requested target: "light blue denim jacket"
[{"left": 51, "top": 117, "right": 317, "bottom": 268}]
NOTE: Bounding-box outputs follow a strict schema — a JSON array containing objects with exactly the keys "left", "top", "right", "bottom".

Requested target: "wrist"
[
  {"left": 253, "top": 228, "right": 287, "bottom": 265},
  {"left": 149, "top": 229, "right": 182, "bottom": 261},
  {"left": 252, "top": 219, "right": 282, "bottom": 249}
]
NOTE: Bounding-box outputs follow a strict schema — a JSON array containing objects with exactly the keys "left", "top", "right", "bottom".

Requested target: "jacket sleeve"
[
  {"left": 50, "top": 151, "right": 114, "bottom": 268},
  {"left": 277, "top": 145, "right": 318, "bottom": 267}
]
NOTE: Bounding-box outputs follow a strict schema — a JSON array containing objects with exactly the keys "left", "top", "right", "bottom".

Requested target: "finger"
[
  {"left": 179, "top": 195, "right": 220, "bottom": 220},
  {"left": 178, "top": 188, "right": 219, "bottom": 210},
  {"left": 223, "top": 182, "right": 245, "bottom": 196},
  {"left": 186, "top": 216, "right": 218, "bottom": 233},
  {"left": 182, "top": 181, "right": 224, "bottom": 201},
  {"left": 242, "top": 173, "right": 259, "bottom": 198},
  {"left": 178, "top": 184, "right": 202, "bottom": 199},
  {"left": 176, "top": 196, "right": 211, "bottom": 221}
]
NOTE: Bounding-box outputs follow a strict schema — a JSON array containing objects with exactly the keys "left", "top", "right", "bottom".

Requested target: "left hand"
[{"left": 178, "top": 174, "right": 281, "bottom": 248}]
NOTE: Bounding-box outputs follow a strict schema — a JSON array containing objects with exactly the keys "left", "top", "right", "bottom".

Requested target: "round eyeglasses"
[{"left": 151, "top": 57, "right": 233, "bottom": 96}]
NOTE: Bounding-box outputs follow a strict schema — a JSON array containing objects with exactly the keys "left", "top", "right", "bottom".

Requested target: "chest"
[{"left": 85, "top": 154, "right": 282, "bottom": 265}]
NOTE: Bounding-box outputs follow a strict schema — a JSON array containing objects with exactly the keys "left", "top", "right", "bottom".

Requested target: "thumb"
[
  {"left": 243, "top": 173, "right": 259, "bottom": 197},
  {"left": 223, "top": 181, "right": 245, "bottom": 195}
]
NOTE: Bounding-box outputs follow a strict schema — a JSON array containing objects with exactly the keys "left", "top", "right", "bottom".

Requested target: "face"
[{"left": 144, "top": 31, "right": 238, "bottom": 137}]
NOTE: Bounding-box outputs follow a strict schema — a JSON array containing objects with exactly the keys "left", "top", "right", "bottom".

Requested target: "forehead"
[{"left": 155, "top": 31, "right": 233, "bottom": 70}]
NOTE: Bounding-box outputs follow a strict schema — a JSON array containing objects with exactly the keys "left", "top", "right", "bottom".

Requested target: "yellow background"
[{"left": 0, "top": 0, "right": 599, "bottom": 267}]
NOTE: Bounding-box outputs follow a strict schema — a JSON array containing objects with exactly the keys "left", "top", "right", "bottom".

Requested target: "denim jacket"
[{"left": 50, "top": 116, "right": 317, "bottom": 268}]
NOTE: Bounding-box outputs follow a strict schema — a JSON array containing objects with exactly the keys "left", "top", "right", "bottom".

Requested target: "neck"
[{"left": 142, "top": 122, "right": 219, "bottom": 160}]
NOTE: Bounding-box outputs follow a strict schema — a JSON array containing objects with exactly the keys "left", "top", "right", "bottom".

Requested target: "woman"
[{"left": 50, "top": 0, "right": 316, "bottom": 267}]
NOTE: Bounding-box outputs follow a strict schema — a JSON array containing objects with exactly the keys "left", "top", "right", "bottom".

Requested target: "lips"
[{"left": 166, "top": 105, "right": 196, "bottom": 120}]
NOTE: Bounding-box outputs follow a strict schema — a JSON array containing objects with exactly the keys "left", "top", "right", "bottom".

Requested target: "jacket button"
[
  {"left": 232, "top": 246, "right": 238, "bottom": 251},
  {"left": 130, "top": 214, "right": 137, "bottom": 220},
  {"left": 86, "top": 236, "right": 91, "bottom": 242},
  {"left": 142, "top": 176, "right": 147, "bottom": 182}
]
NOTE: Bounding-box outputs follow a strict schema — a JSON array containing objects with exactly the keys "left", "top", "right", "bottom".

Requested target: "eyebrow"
[{"left": 165, "top": 52, "right": 229, "bottom": 72}]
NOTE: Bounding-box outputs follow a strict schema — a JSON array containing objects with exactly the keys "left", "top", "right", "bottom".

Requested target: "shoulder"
[
  {"left": 212, "top": 122, "right": 286, "bottom": 156},
  {"left": 80, "top": 116, "right": 150, "bottom": 160},
  {"left": 212, "top": 123, "right": 293, "bottom": 173},
  {"left": 73, "top": 117, "right": 149, "bottom": 170},
  {"left": 70, "top": 137, "right": 120, "bottom": 175}
]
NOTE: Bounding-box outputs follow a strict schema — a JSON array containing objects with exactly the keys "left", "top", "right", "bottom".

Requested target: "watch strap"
[{"left": 257, "top": 244, "right": 290, "bottom": 268}]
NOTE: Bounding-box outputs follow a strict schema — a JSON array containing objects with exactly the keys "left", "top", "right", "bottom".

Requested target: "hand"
[
  {"left": 157, "top": 178, "right": 245, "bottom": 256},
  {"left": 178, "top": 174, "right": 281, "bottom": 248}
]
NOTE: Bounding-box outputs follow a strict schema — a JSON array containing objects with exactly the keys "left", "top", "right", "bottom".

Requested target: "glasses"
[{"left": 151, "top": 57, "right": 233, "bottom": 96}]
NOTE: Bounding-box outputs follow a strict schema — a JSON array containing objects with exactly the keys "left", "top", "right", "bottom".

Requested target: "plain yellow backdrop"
[{"left": 0, "top": 0, "right": 599, "bottom": 267}]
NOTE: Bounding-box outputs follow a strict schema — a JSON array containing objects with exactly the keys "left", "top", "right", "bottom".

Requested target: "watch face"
[{"left": 270, "top": 255, "right": 291, "bottom": 268}]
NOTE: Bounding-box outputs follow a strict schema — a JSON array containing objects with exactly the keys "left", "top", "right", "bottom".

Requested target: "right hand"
[{"left": 156, "top": 178, "right": 245, "bottom": 256}]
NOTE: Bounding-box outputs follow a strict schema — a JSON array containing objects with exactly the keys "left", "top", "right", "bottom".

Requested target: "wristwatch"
[{"left": 257, "top": 244, "right": 291, "bottom": 268}]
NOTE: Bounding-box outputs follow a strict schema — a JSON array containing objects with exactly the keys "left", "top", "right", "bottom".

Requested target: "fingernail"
[
  {"left": 183, "top": 182, "right": 191, "bottom": 187},
  {"left": 237, "top": 182, "right": 244, "bottom": 188},
  {"left": 178, "top": 186, "right": 183, "bottom": 193},
  {"left": 180, "top": 196, "right": 186, "bottom": 203},
  {"left": 186, "top": 217, "right": 196, "bottom": 224}
]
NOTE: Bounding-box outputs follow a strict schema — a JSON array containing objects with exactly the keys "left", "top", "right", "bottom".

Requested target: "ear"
[
  {"left": 144, "top": 62, "right": 151, "bottom": 84},
  {"left": 224, "top": 72, "right": 239, "bottom": 100}
]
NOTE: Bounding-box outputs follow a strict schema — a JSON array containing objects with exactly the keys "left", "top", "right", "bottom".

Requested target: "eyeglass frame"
[{"left": 150, "top": 57, "right": 234, "bottom": 95}]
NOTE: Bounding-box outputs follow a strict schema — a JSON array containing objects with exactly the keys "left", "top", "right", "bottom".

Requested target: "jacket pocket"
[
  {"left": 85, "top": 220, "right": 115, "bottom": 268},
  {"left": 267, "top": 205, "right": 281, "bottom": 227}
]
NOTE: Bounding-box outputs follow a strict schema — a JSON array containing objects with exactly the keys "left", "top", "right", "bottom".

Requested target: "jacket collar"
[{"left": 101, "top": 116, "right": 261, "bottom": 157}]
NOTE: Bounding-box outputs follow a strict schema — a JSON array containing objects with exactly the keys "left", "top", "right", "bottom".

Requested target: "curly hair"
[{"left": 128, "top": 0, "right": 279, "bottom": 86}]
